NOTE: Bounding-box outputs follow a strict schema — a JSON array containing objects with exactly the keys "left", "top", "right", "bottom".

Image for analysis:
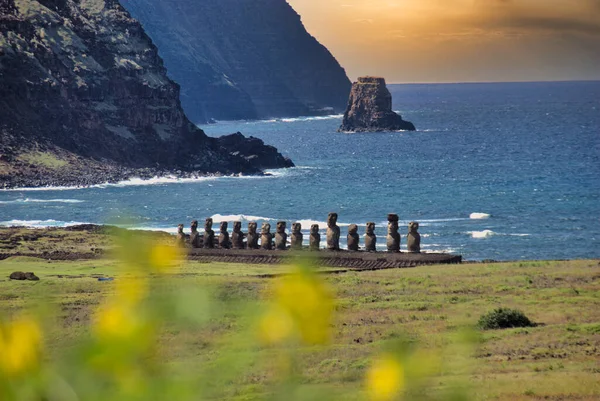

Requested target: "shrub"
[{"left": 478, "top": 308, "right": 534, "bottom": 330}]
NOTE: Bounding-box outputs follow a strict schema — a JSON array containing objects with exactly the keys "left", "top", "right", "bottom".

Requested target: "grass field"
[{"left": 1, "top": 243, "right": 599, "bottom": 401}]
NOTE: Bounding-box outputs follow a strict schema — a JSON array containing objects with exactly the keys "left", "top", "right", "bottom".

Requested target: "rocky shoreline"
[{"left": 0, "top": 165, "right": 274, "bottom": 190}]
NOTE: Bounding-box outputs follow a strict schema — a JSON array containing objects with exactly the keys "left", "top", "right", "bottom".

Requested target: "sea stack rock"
[{"left": 339, "top": 77, "right": 416, "bottom": 132}]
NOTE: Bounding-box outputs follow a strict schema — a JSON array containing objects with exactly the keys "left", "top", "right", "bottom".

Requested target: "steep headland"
[
  {"left": 0, "top": 0, "right": 293, "bottom": 188},
  {"left": 340, "top": 77, "right": 416, "bottom": 132},
  {"left": 119, "top": 0, "right": 352, "bottom": 122}
]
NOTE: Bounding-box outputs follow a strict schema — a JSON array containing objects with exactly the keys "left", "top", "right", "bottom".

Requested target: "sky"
[{"left": 287, "top": 0, "right": 600, "bottom": 83}]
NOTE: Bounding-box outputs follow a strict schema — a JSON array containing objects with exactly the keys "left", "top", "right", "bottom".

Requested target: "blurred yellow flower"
[
  {"left": 149, "top": 244, "right": 181, "bottom": 274},
  {"left": 366, "top": 354, "right": 405, "bottom": 401},
  {"left": 0, "top": 316, "right": 42, "bottom": 376},
  {"left": 94, "top": 302, "right": 141, "bottom": 340},
  {"left": 258, "top": 305, "right": 294, "bottom": 345},
  {"left": 260, "top": 268, "right": 333, "bottom": 345}
]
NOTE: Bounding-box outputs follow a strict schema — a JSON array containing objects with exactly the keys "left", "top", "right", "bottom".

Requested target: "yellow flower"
[
  {"left": 366, "top": 354, "right": 405, "bottom": 401},
  {"left": 149, "top": 244, "right": 181, "bottom": 274},
  {"left": 258, "top": 305, "right": 294, "bottom": 345},
  {"left": 94, "top": 302, "right": 142, "bottom": 341},
  {"left": 260, "top": 268, "right": 333, "bottom": 345},
  {"left": 0, "top": 316, "right": 43, "bottom": 376}
]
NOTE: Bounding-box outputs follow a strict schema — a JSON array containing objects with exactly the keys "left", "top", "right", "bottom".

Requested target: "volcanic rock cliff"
[
  {"left": 119, "top": 0, "right": 352, "bottom": 123},
  {"left": 340, "top": 77, "right": 416, "bottom": 132},
  {"left": 0, "top": 0, "right": 293, "bottom": 188}
]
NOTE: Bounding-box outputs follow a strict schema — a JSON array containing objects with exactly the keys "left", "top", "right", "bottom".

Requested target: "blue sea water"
[{"left": 1, "top": 81, "right": 599, "bottom": 261}]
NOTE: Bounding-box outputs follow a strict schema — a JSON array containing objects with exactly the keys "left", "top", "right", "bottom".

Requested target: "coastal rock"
[
  {"left": 0, "top": 0, "right": 293, "bottom": 189},
  {"left": 215, "top": 133, "right": 294, "bottom": 170},
  {"left": 339, "top": 77, "right": 415, "bottom": 132},
  {"left": 120, "top": 0, "right": 351, "bottom": 122}
]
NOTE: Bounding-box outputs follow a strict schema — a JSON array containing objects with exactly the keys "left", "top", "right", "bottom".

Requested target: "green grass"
[
  {"left": 1, "top": 229, "right": 599, "bottom": 400},
  {"left": 17, "top": 151, "right": 68, "bottom": 169},
  {"left": 1, "top": 258, "right": 599, "bottom": 400}
]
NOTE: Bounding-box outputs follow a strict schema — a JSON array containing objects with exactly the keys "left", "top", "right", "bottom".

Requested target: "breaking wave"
[
  {"left": 470, "top": 212, "right": 491, "bottom": 219},
  {"left": 0, "top": 198, "right": 84, "bottom": 204}
]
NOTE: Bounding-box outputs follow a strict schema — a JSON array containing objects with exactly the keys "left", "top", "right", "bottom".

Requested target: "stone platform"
[{"left": 188, "top": 248, "right": 461, "bottom": 270}]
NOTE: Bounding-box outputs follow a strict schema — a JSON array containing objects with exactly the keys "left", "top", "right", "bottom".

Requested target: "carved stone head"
[
  {"left": 388, "top": 220, "right": 398, "bottom": 233},
  {"left": 233, "top": 221, "right": 242, "bottom": 232},
  {"left": 327, "top": 213, "right": 338, "bottom": 227},
  {"left": 409, "top": 221, "right": 419, "bottom": 233},
  {"left": 191, "top": 220, "right": 198, "bottom": 232},
  {"left": 220, "top": 221, "right": 228, "bottom": 232},
  {"left": 277, "top": 221, "right": 286, "bottom": 233},
  {"left": 366, "top": 222, "right": 375, "bottom": 234},
  {"left": 311, "top": 224, "right": 320, "bottom": 235},
  {"left": 205, "top": 218, "right": 213, "bottom": 231},
  {"left": 348, "top": 224, "right": 358, "bottom": 235},
  {"left": 248, "top": 222, "right": 257, "bottom": 234},
  {"left": 292, "top": 222, "right": 302, "bottom": 233},
  {"left": 261, "top": 222, "right": 271, "bottom": 234}
]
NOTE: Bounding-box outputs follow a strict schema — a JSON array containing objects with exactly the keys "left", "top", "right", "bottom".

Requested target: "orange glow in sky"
[{"left": 287, "top": 0, "right": 600, "bottom": 83}]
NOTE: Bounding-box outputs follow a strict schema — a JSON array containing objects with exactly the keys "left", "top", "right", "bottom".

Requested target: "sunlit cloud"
[{"left": 288, "top": 0, "right": 600, "bottom": 82}]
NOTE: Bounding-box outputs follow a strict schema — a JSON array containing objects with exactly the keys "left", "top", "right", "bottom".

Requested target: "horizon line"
[{"left": 383, "top": 79, "right": 600, "bottom": 85}]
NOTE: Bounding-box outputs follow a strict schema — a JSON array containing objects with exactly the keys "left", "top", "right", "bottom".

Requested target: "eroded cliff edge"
[
  {"left": 340, "top": 77, "right": 416, "bottom": 132},
  {"left": 120, "top": 0, "right": 352, "bottom": 123},
  {"left": 0, "top": 0, "right": 293, "bottom": 188}
]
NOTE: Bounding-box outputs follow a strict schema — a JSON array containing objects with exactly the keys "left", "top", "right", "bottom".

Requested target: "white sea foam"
[
  {"left": 210, "top": 214, "right": 273, "bottom": 223},
  {"left": 470, "top": 212, "right": 491, "bottom": 219},
  {"left": 0, "top": 198, "right": 84, "bottom": 204},
  {"left": 279, "top": 114, "right": 343, "bottom": 123},
  {"left": 2, "top": 168, "right": 305, "bottom": 192},
  {"left": 470, "top": 230, "right": 495, "bottom": 239},
  {"left": 0, "top": 219, "right": 88, "bottom": 228}
]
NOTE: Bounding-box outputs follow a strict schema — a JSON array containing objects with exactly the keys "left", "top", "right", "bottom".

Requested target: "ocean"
[{"left": 1, "top": 81, "right": 599, "bottom": 261}]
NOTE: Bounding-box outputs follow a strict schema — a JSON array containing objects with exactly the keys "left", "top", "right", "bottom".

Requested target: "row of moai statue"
[{"left": 177, "top": 213, "right": 421, "bottom": 252}]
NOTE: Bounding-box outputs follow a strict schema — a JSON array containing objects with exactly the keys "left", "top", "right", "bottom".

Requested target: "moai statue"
[
  {"left": 247, "top": 222, "right": 259, "bottom": 249},
  {"left": 326, "top": 212, "right": 341, "bottom": 251},
  {"left": 365, "top": 222, "right": 377, "bottom": 252},
  {"left": 204, "top": 218, "right": 215, "bottom": 249},
  {"left": 290, "top": 222, "right": 303, "bottom": 250},
  {"left": 309, "top": 224, "right": 321, "bottom": 251},
  {"left": 190, "top": 220, "right": 201, "bottom": 248},
  {"left": 176, "top": 224, "right": 186, "bottom": 247},
  {"left": 218, "top": 221, "right": 230, "bottom": 249},
  {"left": 231, "top": 221, "right": 245, "bottom": 249},
  {"left": 407, "top": 222, "right": 421, "bottom": 253},
  {"left": 386, "top": 214, "right": 401, "bottom": 253},
  {"left": 275, "top": 221, "right": 288, "bottom": 250},
  {"left": 347, "top": 224, "right": 360, "bottom": 251},
  {"left": 261, "top": 223, "right": 273, "bottom": 250}
]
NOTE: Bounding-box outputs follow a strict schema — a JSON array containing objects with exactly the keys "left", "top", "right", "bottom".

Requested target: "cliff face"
[
  {"left": 0, "top": 0, "right": 293, "bottom": 188},
  {"left": 339, "top": 77, "right": 416, "bottom": 132},
  {"left": 119, "top": 0, "right": 352, "bottom": 123}
]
